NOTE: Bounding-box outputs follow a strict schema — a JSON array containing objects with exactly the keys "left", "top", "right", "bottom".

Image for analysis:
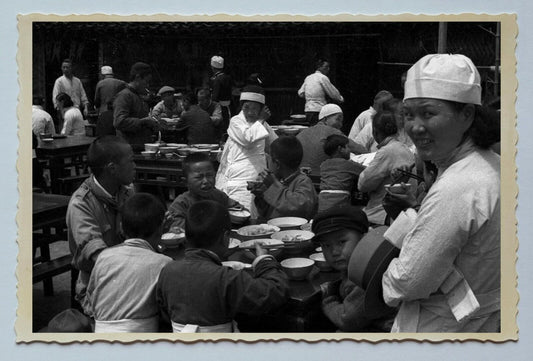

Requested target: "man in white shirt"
[
  {"left": 32, "top": 95, "right": 56, "bottom": 136},
  {"left": 52, "top": 59, "right": 90, "bottom": 129},
  {"left": 348, "top": 90, "right": 392, "bottom": 140},
  {"left": 298, "top": 59, "right": 344, "bottom": 125}
]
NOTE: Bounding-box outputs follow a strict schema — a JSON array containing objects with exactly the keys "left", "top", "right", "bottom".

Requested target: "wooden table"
[
  {"left": 227, "top": 224, "right": 340, "bottom": 332},
  {"left": 36, "top": 135, "right": 94, "bottom": 194},
  {"left": 32, "top": 192, "right": 71, "bottom": 296}
]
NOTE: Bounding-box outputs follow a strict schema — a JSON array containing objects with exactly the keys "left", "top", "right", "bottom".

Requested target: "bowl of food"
[
  {"left": 268, "top": 217, "right": 308, "bottom": 228},
  {"left": 141, "top": 150, "right": 156, "bottom": 159},
  {"left": 309, "top": 252, "right": 332, "bottom": 272},
  {"left": 164, "top": 153, "right": 175, "bottom": 159},
  {"left": 281, "top": 258, "right": 315, "bottom": 280},
  {"left": 239, "top": 238, "right": 284, "bottom": 261},
  {"left": 229, "top": 209, "right": 251, "bottom": 225},
  {"left": 272, "top": 229, "right": 315, "bottom": 255},
  {"left": 158, "top": 146, "right": 177, "bottom": 154},
  {"left": 236, "top": 224, "right": 280, "bottom": 238}
]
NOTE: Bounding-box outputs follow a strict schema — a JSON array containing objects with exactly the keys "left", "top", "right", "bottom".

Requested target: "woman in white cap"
[
  {"left": 296, "top": 104, "right": 366, "bottom": 176},
  {"left": 382, "top": 54, "right": 501, "bottom": 332},
  {"left": 215, "top": 85, "right": 277, "bottom": 217}
]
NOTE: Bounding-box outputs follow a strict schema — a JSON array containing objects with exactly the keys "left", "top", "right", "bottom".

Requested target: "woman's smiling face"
[{"left": 403, "top": 98, "right": 473, "bottom": 161}]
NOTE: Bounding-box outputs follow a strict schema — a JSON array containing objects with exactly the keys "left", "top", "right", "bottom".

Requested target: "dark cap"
[{"left": 312, "top": 206, "right": 369, "bottom": 241}]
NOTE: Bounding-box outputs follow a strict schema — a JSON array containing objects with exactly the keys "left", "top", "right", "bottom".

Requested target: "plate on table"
[
  {"left": 238, "top": 238, "right": 284, "bottom": 249},
  {"left": 289, "top": 125, "right": 308, "bottom": 129},
  {"left": 236, "top": 224, "right": 280, "bottom": 237},
  {"left": 271, "top": 230, "right": 315, "bottom": 243},
  {"left": 228, "top": 238, "right": 242, "bottom": 249},
  {"left": 42, "top": 138, "right": 54, "bottom": 143},
  {"left": 222, "top": 261, "right": 252, "bottom": 270},
  {"left": 267, "top": 217, "right": 308, "bottom": 228}
]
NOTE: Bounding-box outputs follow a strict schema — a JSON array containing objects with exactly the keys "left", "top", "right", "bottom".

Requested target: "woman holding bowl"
[{"left": 381, "top": 54, "right": 501, "bottom": 332}]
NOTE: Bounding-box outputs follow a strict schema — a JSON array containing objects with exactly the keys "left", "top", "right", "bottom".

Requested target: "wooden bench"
[
  {"left": 57, "top": 174, "right": 89, "bottom": 195},
  {"left": 33, "top": 254, "right": 78, "bottom": 307}
]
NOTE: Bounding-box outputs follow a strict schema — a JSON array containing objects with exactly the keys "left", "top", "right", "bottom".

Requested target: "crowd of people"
[{"left": 36, "top": 52, "right": 501, "bottom": 334}]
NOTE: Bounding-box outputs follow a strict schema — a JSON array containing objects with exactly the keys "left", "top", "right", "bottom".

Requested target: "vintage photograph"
[{"left": 17, "top": 14, "right": 517, "bottom": 342}]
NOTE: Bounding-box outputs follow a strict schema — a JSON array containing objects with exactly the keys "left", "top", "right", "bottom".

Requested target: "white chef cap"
[{"left": 404, "top": 54, "right": 481, "bottom": 105}]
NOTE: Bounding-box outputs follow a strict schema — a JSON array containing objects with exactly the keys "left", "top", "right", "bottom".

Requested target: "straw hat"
[{"left": 347, "top": 226, "right": 400, "bottom": 318}]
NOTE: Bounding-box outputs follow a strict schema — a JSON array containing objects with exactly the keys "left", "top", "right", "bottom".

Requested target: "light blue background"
[{"left": 2, "top": 1, "right": 530, "bottom": 360}]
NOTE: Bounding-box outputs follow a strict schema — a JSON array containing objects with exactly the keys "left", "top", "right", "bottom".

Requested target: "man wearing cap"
[
  {"left": 52, "top": 58, "right": 90, "bottom": 130},
  {"left": 348, "top": 90, "right": 393, "bottom": 140},
  {"left": 215, "top": 85, "right": 277, "bottom": 216},
  {"left": 94, "top": 66, "right": 126, "bottom": 115},
  {"left": 152, "top": 86, "right": 184, "bottom": 120},
  {"left": 312, "top": 206, "right": 396, "bottom": 331},
  {"left": 113, "top": 62, "right": 159, "bottom": 151},
  {"left": 297, "top": 104, "right": 367, "bottom": 175},
  {"left": 298, "top": 59, "right": 344, "bottom": 125},
  {"left": 209, "top": 55, "right": 233, "bottom": 134}
]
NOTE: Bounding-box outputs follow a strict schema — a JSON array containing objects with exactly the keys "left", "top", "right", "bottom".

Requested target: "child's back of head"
[
  {"left": 186, "top": 200, "right": 231, "bottom": 249},
  {"left": 270, "top": 136, "right": 303, "bottom": 171},
  {"left": 122, "top": 192, "right": 166, "bottom": 240},
  {"left": 323, "top": 134, "right": 349, "bottom": 158}
]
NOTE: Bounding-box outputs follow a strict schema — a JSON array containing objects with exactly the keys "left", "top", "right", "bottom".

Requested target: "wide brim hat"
[
  {"left": 404, "top": 53, "right": 482, "bottom": 105},
  {"left": 318, "top": 104, "right": 342, "bottom": 120},
  {"left": 348, "top": 226, "right": 400, "bottom": 319}
]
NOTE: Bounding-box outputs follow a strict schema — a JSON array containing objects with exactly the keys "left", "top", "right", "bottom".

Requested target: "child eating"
[
  {"left": 318, "top": 134, "right": 365, "bottom": 213},
  {"left": 312, "top": 206, "right": 396, "bottom": 331},
  {"left": 156, "top": 200, "right": 288, "bottom": 332},
  {"left": 167, "top": 152, "right": 245, "bottom": 231},
  {"left": 250, "top": 136, "right": 318, "bottom": 220}
]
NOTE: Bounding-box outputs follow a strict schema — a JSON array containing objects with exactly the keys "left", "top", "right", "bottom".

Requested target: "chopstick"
[
  {"left": 238, "top": 245, "right": 285, "bottom": 250},
  {"left": 396, "top": 169, "right": 425, "bottom": 182}
]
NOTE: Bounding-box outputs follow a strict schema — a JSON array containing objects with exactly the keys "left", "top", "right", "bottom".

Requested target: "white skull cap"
[
  {"left": 210, "top": 56, "right": 224, "bottom": 69},
  {"left": 101, "top": 65, "right": 113, "bottom": 75},
  {"left": 404, "top": 54, "right": 481, "bottom": 105},
  {"left": 319, "top": 104, "right": 343, "bottom": 120}
]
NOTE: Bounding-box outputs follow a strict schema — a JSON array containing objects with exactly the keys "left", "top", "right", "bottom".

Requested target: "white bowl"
[
  {"left": 144, "top": 143, "right": 160, "bottom": 152},
  {"left": 141, "top": 151, "right": 156, "bottom": 159},
  {"left": 309, "top": 252, "right": 332, "bottom": 272},
  {"left": 280, "top": 257, "right": 315, "bottom": 280},
  {"left": 236, "top": 224, "right": 280, "bottom": 237},
  {"left": 268, "top": 217, "right": 308, "bottom": 228},
  {"left": 229, "top": 209, "right": 251, "bottom": 225}
]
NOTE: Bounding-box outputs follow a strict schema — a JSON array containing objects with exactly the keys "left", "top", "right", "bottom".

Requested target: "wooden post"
[
  {"left": 438, "top": 22, "right": 448, "bottom": 53},
  {"left": 495, "top": 22, "right": 501, "bottom": 97}
]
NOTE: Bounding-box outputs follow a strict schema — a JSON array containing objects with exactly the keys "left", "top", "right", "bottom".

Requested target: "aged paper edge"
[{"left": 15, "top": 12, "right": 518, "bottom": 343}]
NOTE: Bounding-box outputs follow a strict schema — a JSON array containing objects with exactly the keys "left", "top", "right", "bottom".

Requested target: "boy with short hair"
[
  {"left": 312, "top": 206, "right": 395, "bottom": 331},
  {"left": 250, "top": 136, "right": 318, "bottom": 219},
  {"left": 156, "top": 200, "right": 288, "bottom": 332},
  {"left": 87, "top": 193, "right": 172, "bottom": 332},
  {"left": 318, "top": 134, "right": 365, "bottom": 213},
  {"left": 167, "top": 152, "right": 244, "bottom": 230}
]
